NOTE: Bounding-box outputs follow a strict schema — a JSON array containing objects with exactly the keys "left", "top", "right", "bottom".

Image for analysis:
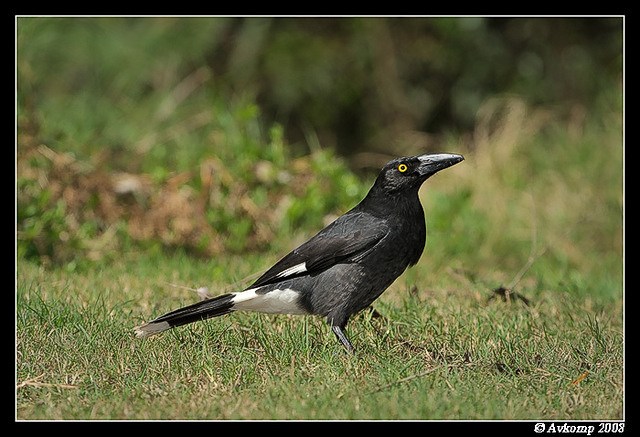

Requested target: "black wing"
[{"left": 249, "top": 210, "right": 389, "bottom": 289}]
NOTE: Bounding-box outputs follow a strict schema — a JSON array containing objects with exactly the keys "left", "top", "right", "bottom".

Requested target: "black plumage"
[{"left": 134, "top": 153, "right": 464, "bottom": 353}]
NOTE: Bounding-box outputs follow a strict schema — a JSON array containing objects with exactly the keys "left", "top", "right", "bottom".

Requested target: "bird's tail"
[{"left": 134, "top": 293, "right": 235, "bottom": 338}]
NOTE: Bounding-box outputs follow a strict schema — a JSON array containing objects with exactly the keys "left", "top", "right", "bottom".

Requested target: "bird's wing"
[{"left": 249, "top": 211, "right": 389, "bottom": 289}]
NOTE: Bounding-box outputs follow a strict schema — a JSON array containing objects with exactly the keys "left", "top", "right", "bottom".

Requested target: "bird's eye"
[{"left": 398, "top": 164, "right": 408, "bottom": 173}]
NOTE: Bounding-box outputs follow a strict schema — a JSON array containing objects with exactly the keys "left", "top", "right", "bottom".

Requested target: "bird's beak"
[{"left": 416, "top": 153, "right": 464, "bottom": 177}]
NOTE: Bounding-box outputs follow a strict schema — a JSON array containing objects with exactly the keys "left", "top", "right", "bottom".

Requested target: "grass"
[
  {"left": 16, "top": 18, "right": 623, "bottom": 421},
  {"left": 16, "top": 248, "right": 623, "bottom": 420}
]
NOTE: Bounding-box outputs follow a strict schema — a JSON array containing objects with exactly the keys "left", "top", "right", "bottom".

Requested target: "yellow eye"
[{"left": 398, "top": 163, "right": 408, "bottom": 173}]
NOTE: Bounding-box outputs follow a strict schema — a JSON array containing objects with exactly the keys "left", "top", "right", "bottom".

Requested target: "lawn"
[
  {"left": 16, "top": 17, "right": 623, "bottom": 421},
  {"left": 16, "top": 246, "right": 624, "bottom": 420}
]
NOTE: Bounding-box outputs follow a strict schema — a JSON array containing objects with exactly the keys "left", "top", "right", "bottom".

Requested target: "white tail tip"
[{"left": 133, "top": 321, "right": 171, "bottom": 338}]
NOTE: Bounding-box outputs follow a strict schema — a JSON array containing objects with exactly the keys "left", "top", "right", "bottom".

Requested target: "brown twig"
[{"left": 17, "top": 374, "right": 78, "bottom": 390}]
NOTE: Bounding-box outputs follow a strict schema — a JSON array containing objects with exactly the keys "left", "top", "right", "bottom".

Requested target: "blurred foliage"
[
  {"left": 212, "top": 17, "right": 622, "bottom": 156},
  {"left": 16, "top": 17, "right": 623, "bottom": 270},
  {"left": 17, "top": 117, "right": 365, "bottom": 267},
  {"left": 421, "top": 91, "right": 622, "bottom": 292},
  {"left": 18, "top": 17, "right": 621, "bottom": 158}
]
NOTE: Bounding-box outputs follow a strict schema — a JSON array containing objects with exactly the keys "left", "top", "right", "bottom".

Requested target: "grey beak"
[{"left": 416, "top": 153, "right": 464, "bottom": 177}]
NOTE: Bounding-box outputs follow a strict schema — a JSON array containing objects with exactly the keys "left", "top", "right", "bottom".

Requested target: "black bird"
[{"left": 134, "top": 153, "right": 464, "bottom": 353}]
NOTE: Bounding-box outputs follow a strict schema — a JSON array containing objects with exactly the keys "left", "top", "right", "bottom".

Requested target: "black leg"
[{"left": 332, "top": 325, "right": 355, "bottom": 354}]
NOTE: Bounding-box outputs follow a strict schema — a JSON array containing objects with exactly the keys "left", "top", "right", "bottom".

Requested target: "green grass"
[
  {"left": 16, "top": 249, "right": 622, "bottom": 420},
  {"left": 16, "top": 18, "right": 623, "bottom": 421}
]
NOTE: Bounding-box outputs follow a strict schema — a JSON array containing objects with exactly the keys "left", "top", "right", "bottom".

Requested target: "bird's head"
[{"left": 372, "top": 153, "right": 465, "bottom": 195}]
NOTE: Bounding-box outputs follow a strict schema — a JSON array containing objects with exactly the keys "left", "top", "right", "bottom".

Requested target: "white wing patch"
[
  {"left": 231, "top": 288, "right": 307, "bottom": 315},
  {"left": 275, "top": 262, "right": 307, "bottom": 278}
]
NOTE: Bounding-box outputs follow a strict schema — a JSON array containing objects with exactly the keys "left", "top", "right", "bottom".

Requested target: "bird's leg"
[{"left": 332, "top": 325, "right": 355, "bottom": 354}]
